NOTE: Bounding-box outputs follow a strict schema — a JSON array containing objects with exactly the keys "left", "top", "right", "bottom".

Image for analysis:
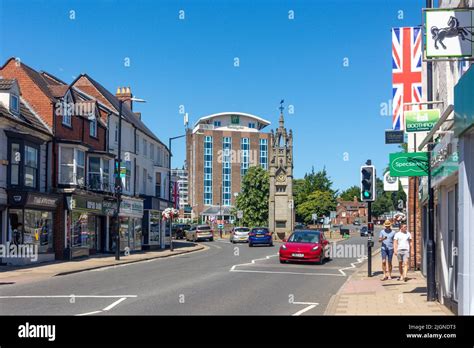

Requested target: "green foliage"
[
  {"left": 339, "top": 185, "right": 361, "bottom": 202},
  {"left": 296, "top": 190, "right": 337, "bottom": 224},
  {"left": 235, "top": 166, "right": 269, "bottom": 227},
  {"left": 293, "top": 166, "right": 337, "bottom": 222}
]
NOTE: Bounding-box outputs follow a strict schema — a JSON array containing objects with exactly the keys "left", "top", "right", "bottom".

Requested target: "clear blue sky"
[{"left": 0, "top": 0, "right": 423, "bottom": 192}]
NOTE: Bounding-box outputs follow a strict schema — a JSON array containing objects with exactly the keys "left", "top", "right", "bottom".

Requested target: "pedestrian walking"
[
  {"left": 379, "top": 220, "right": 395, "bottom": 280},
  {"left": 394, "top": 224, "right": 412, "bottom": 282}
]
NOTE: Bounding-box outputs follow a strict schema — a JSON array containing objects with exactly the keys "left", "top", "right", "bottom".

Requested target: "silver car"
[
  {"left": 230, "top": 227, "right": 251, "bottom": 243},
  {"left": 186, "top": 225, "right": 214, "bottom": 242}
]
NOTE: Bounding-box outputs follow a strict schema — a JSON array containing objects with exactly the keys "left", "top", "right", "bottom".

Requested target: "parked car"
[
  {"left": 185, "top": 225, "right": 214, "bottom": 242},
  {"left": 359, "top": 226, "right": 369, "bottom": 237},
  {"left": 295, "top": 222, "right": 306, "bottom": 230},
  {"left": 248, "top": 227, "right": 273, "bottom": 247},
  {"left": 172, "top": 223, "right": 191, "bottom": 240},
  {"left": 230, "top": 227, "right": 251, "bottom": 243},
  {"left": 279, "top": 230, "right": 330, "bottom": 265}
]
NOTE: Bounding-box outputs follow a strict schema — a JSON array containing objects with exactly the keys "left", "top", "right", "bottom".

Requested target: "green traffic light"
[{"left": 364, "top": 191, "right": 370, "bottom": 198}]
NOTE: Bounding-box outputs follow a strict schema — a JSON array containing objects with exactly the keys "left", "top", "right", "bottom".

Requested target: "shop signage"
[
  {"left": 8, "top": 192, "right": 59, "bottom": 210},
  {"left": 72, "top": 195, "right": 103, "bottom": 213},
  {"left": 454, "top": 62, "right": 474, "bottom": 136},
  {"left": 102, "top": 199, "right": 118, "bottom": 216},
  {"left": 431, "top": 134, "right": 459, "bottom": 187},
  {"left": 389, "top": 152, "right": 429, "bottom": 177},
  {"left": 385, "top": 130, "right": 405, "bottom": 144},
  {"left": 27, "top": 195, "right": 58, "bottom": 208},
  {"left": 425, "top": 9, "right": 474, "bottom": 59},
  {"left": 383, "top": 171, "right": 399, "bottom": 191},
  {"left": 405, "top": 109, "right": 440, "bottom": 132},
  {"left": 121, "top": 199, "right": 144, "bottom": 216}
]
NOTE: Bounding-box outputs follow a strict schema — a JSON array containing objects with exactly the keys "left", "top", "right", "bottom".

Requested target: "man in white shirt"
[{"left": 393, "top": 224, "right": 412, "bottom": 282}]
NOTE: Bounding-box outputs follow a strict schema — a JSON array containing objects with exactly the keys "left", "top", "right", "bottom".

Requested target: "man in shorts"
[
  {"left": 394, "top": 224, "right": 412, "bottom": 282},
  {"left": 379, "top": 220, "right": 395, "bottom": 280}
]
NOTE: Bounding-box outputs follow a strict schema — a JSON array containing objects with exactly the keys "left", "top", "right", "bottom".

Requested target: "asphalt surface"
[{"left": 0, "top": 228, "right": 382, "bottom": 316}]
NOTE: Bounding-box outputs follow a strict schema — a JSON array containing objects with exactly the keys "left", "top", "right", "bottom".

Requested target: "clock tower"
[{"left": 268, "top": 101, "right": 294, "bottom": 240}]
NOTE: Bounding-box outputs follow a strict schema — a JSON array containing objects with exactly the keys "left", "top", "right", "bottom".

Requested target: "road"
[{"left": 0, "top": 229, "right": 381, "bottom": 316}]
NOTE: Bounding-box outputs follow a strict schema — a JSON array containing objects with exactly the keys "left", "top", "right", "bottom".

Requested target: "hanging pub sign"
[
  {"left": 425, "top": 9, "right": 474, "bottom": 59},
  {"left": 405, "top": 109, "right": 440, "bottom": 132}
]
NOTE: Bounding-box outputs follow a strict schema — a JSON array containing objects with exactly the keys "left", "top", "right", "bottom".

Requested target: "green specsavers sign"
[
  {"left": 389, "top": 152, "right": 429, "bottom": 177},
  {"left": 405, "top": 109, "right": 440, "bottom": 132}
]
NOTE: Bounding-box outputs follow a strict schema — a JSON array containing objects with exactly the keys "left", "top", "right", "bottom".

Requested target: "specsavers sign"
[
  {"left": 389, "top": 152, "right": 429, "bottom": 177},
  {"left": 405, "top": 109, "right": 440, "bottom": 132}
]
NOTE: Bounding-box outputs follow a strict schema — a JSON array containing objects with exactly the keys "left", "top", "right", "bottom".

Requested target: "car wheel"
[
  {"left": 209, "top": 237, "right": 214, "bottom": 242},
  {"left": 318, "top": 256, "right": 324, "bottom": 265},
  {"left": 269, "top": 242, "right": 274, "bottom": 247},
  {"left": 249, "top": 243, "right": 253, "bottom": 247},
  {"left": 280, "top": 259, "right": 285, "bottom": 264}
]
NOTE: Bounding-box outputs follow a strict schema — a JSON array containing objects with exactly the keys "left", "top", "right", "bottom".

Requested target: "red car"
[{"left": 279, "top": 230, "right": 330, "bottom": 264}]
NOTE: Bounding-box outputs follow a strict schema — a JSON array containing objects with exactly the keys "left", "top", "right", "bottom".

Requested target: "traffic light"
[{"left": 360, "top": 165, "right": 376, "bottom": 202}]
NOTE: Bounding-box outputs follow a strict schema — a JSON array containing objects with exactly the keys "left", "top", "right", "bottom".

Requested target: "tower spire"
[{"left": 279, "top": 99, "right": 285, "bottom": 128}]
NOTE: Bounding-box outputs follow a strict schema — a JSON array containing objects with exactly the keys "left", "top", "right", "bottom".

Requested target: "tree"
[
  {"left": 296, "top": 190, "right": 337, "bottom": 224},
  {"left": 339, "top": 185, "right": 361, "bottom": 201},
  {"left": 235, "top": 166, "right": 269, "bottom": 227}
]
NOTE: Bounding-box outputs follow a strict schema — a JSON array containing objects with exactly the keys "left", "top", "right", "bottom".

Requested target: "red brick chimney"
[{"left": 116, "top": 86, "right": 132, "bottom": 111}]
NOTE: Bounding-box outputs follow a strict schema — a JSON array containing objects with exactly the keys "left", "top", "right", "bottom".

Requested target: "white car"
[{"left": 230, "top": 227, "right": 251, "bottom": 243}]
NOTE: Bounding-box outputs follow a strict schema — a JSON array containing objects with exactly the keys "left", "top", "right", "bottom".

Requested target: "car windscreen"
[
  {"left": 197, "top": 226, "right": 211, "bottom": 231},
  {"left": 288, "top": 231, "right": 320, "bottom": 243},
  {"left": 234, "top": 228, "right": 250, "bottom": 232},
  {"left": 252, "top": 228, "right": 268, "bottom": 233}
]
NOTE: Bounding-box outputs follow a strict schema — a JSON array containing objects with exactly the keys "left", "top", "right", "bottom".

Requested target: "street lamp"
[{"left": 114, "top": 96, "right": 146, "bottom": 261}]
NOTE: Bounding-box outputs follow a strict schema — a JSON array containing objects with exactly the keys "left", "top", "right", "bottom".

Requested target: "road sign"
[
  {"left": 383, "top": 171, "right": 399, "bottom": 191},
  {"left": 405, "top": 109, "right": 440, "bottom": 132},
  {"left": 389, "top": 152, "right": 429, "bottom": 177},
  {"left": 385, "top": 130, "right": 405, "bottom": 144},
  {"left": 237, "top": 210, "right": 243, "bottom": 219}
]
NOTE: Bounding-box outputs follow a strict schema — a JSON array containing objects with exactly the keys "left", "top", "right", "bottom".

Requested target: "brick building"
[
  {"left": 186, "top": 112, "right": 271, "bottom": 221},
  {"left": 334, "top": 197, "right": 368, "bottom": 225}
]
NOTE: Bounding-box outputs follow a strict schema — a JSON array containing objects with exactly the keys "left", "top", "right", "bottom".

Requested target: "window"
[
  {"left": 157, "top": 147, "right": 162, "bottom": 166},
  {"left": 9, "top": 209, "right": 54, "bottom": 253},
  {"left": 89, "top": 116, "right": 97, "bottom": 137},
  {"left": 222, "top": 137, "right": 231, "bottom": 206},
  {"left": 150, "top": 144, "right": 155, "bottom": 161},
  {"left": 123, "top": 161, "right": 132, "bottom": 192},
  {"left": 10, "top": 143, "right": 20, "bottom": 185},
  {"left": 114, "top": 123, "right": 118, "bottom": 143},
  {"left": 143, "top": 168, "right": 147, "bottom": 193},
  {"left": 88, "top": 157, "right": 101, "bottom": 190},
  {"left": 240, "top": 137, "right": 249, "bottom": 176},
  {"left": 24, "top": 146, "right": 38, "bottom": 188},
  {"left": 10, "top": 94, "right": 19, "bottom": 115},
  {"left": 59, "top": 147, "right": 85, "bottom": 186},
  {"left": 259, "top": 138, "right": 268, "bottom": 170},
  {"left": 214, "top": 121, "right": 221, "bottom": 127},
  {"left": 143, "top": 139, "right": 148, "bottom": 156},
  {"left": 248, "top": 122, "right": 255, "bottom": 129},
  {"left": 204, "top": 136, "right": 213, "bottom": 205},
  {"left": 62, "top": 97, "right": 72, "bottom": 126},
  {"left": 231, "top": 115, "right": 240, "bottom": 125},
  {"left": 136, "top": 135, "right": 140, "bottom": 154},
  {"left": 155, "top": 172, "right": 162, "bottom": 198}
]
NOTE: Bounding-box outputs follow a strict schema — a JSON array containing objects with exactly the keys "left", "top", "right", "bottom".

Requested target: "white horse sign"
[{"left": 425, "top": 9, "right": 474, "bottom": 58}]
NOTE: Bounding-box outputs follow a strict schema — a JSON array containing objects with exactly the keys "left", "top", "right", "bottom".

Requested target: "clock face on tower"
[{"left": 277, "top": 173, "right": 286, "bottom": 183}]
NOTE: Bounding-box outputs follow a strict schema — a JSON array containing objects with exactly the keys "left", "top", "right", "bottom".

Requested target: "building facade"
[
  {"left": 186, "top": 112, "right": 271, "bottom": 221},
  {"left": 171, "top": 167, "right": 191, "bottom": 222},
  {"left": 335, "top": 197, "right": 368, "bottom": 225}
]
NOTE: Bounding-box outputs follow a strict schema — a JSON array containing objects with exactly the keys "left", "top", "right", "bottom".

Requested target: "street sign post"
[
  {"left": 385, "top": 130, "right": 405, "bottom": 144},
  {"left": 389, "top": 152, "right": 429, "bottom": 177}
]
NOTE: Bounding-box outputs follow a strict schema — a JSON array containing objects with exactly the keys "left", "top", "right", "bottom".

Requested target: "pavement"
[
  {"left": 0, "top": 234, "right": 371, "bottom": 315},
  {"left": 325, "top": 248, "right": 453, "bottom": 316},
  {"left": 0, "top": 241, "right": 206, "bottom": 286}
]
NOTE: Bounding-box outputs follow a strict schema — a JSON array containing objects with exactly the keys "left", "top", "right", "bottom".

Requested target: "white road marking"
[
  {"left": 231, "top": 269, "right": 345, "bottom": 276},
  {"left": 338, "top": 255, "right": 368, "bottom": 276},
  {"left": 207, "top": 243, "right": 222, "bottom": 249},
  {"left": 76, "top": 310, "right": 102, "bottom": 316},
  {"left": 103, "top": 297, "right": 127, "bottom": 311},
  {"left": 292, "top": 304, "right": 318, "bottom": 316},
  {"left": 229, "top": 254, "right": 278, "bottom": 271},
  {"left": 0, "top": 295, "right": 137, "bottom": 298}
]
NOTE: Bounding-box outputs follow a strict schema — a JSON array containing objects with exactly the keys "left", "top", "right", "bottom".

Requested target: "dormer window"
[
  {"left": 10, "top": 94, "right": 19, "bottom": 115},
  {"left": 248, "top": 122, "right": 256, "bottom": 129},
  {"left": 62, "top": 94, "right": 72, "bottom": 127},
  {"left": 89, "top": 116, "right": 97, "bottom": 137},
  {"left": 214, "top": 121, "right": 221, "bottom": 127}
]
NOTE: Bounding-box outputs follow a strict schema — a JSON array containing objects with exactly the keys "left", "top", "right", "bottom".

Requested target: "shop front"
[
  {"left": 5, "top": 191, "right": 59, "bottom": 265},
  {"left": 142, "top": 197, "right": 168, "bottom": 250},
  {"left": 66, "top": 194, "right": 105, "bottom": 259},
  {"left": 118, "top": 197, "right": 144, "bottom": 252}
]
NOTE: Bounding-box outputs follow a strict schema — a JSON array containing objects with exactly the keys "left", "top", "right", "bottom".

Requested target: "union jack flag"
[{"left": 392, "top": 27, "right": 422, "bottom": 130}]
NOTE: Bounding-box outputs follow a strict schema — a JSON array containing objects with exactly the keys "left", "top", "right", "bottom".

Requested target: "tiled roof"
[
  {"left": 49, "top": 85, "right": 69, "bottom": 97},
  {"left": 0, "top": 79, "right": 15, "bottom": 90},
  {"left": 76, "top": 74, "right": 167, "bottom": 148},
  {"left": 0, "top": 98, "right": 51, "bottom": 134},
  {"left": 20, "top": 61, "right": 66, "bottom": 101}
]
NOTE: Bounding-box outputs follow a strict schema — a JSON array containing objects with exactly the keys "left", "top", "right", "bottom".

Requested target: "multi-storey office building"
[{"left": 186, "top": 112, "right": 271, "bottom": 220}]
